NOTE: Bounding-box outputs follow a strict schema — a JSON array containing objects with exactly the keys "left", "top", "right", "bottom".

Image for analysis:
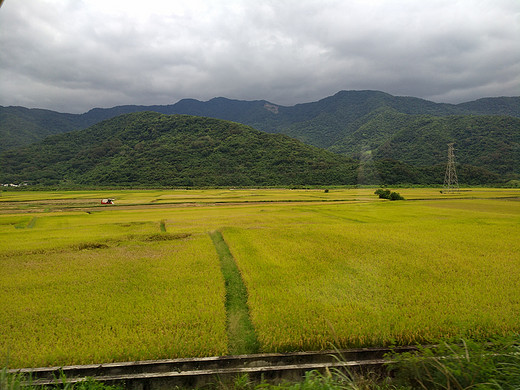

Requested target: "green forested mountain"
[
  {"left": 0, "top": 113, "right": 358, "bottom": 186},
  {"left": 2, "top": 90, "right": 519, "bottom": 152},
  {"left": 375, "top": 115, "right": 519, "bottom": 175},
  {"left": 328, "top": 109, "right": 520, "bottom": 177},
  {"left": 1, "top": 91, "right": 518, "bottom": 184},
  {"left": 457, "top": 97, "right": 520, "bottom": 117},
  {"left": 0, "top": 106, "right": 82, "bottom": 152},
  {"left": 166, "top": 92, "right": 518, "bottom": 180},
  {"left": 72, "top": 91, "right": 520, "bottom": 151}
]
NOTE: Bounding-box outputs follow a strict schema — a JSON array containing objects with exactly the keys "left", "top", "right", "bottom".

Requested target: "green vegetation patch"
[
  {"left": 390, "top": 337, "right": 520, "bottom": 389},
  {"left": 210, "top": 230, "right": 259, "bottom": 355},
  {"left": 140, "top": 232, "right": 191, "bottom": 241},
  {"left": 75, "top": 242, "right": 110, "bottom": 250}
]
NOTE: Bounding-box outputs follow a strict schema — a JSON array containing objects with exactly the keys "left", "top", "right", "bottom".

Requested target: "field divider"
[{"left": 209, "top": 230, "right": 259, "bottom": 355}]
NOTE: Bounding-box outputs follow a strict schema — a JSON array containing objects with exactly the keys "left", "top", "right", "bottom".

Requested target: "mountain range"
[{"left": 1, "top": 90, "right": 519, "bottom": 186}]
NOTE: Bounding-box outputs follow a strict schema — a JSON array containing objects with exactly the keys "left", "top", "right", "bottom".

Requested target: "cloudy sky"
[{"left": 0, "top": 0, "right": 518, "bottom": 113}]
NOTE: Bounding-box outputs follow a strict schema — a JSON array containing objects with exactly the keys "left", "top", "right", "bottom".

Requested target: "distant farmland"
[{"left": 1, "top": 188, "right": 519, "bottom": 368}]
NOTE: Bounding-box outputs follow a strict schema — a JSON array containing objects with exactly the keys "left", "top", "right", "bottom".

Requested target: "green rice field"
[{"left": 1, "top": 188, "right": 519, "bottom": 368}]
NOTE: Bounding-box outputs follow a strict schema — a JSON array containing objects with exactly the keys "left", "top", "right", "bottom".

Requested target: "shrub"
[
  {"left": 389, "top": 191, "right": 404, "bottom": 201},
  {"left": 375, "top": 189, "right": 391, "bottom": 199},
  {"left": 374, "top": 189, "right": 404, "bottom": 200}
]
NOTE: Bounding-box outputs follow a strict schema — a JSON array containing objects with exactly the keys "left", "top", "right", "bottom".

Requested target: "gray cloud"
[{"left": 0, "top": 0, "right": 518, "bottom": 113}]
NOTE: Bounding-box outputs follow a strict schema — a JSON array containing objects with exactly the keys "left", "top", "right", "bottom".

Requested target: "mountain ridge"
[{"left": 2, "top": 90, "right": 519, "bottom": 153}]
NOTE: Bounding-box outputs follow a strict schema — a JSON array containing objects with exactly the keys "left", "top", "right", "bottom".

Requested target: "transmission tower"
[{"left": 443, "top": 143, "right": 459, "bottom": 193}]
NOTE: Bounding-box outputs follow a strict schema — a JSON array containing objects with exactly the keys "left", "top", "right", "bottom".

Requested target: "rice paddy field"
[{"left": 1, "top": 188, "right": 519, "bottom": 368}]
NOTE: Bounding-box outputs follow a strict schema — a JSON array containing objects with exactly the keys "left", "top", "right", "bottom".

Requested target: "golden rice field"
[{"left": 1, "top": 188, "right": 519, "bottom": 368}]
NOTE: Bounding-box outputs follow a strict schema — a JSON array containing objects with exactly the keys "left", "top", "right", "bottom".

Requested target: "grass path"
[
  {"left": 26, "top": 217, "right": 38, "bottom": 228},
  {"left": 209, "top": 230, "right": 259, "bottom": 355}
]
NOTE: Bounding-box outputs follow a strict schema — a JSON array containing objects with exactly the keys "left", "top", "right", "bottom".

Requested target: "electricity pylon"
[{"left": 443, "top": 143, "right": 459, "bottom": 193}]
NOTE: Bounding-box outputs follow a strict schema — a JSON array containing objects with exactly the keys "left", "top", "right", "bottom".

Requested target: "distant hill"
[
  {"left": 2, "top": 90, "right": 519, "bottom": 152},
  {"left": 0, "top": 106, "right": 82, "bottom": 152},
  {"left": 373, "top": 115, "right": 519, "bottom": 175},
  {"left": 328, "top": 108, "right": 520, "bottom": 177},
  {"left": 0, "top": 113, "right": 358, "bottom": 186},
  {"left": 1, "top": 90, "right": 518, "bottom": 184},
  {"left": 71, "top": 91, "right": 520, "bottom": 151},
  {"left": 457, "top": 97, "right": 520, "bottom": 117}
]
